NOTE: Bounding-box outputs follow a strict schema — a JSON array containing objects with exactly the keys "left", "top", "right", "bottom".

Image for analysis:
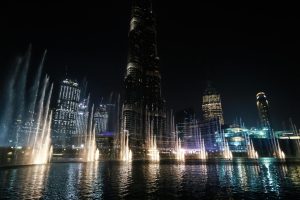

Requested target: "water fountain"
[
  {"left": 274, "top": 140, "right": 285, "bottom": 160},
  {"left": 220, "top": 130, "right": 233, "bottom": 160},
  {"left": 0, "top": 47, "right": 53, "bottom": 165},
  {"left": 174, "top": 133, "right": 185, "bottom": 161},
  {"left": 247, "top": 139, "right": 259, "bottom": 159},
  {"left": 84, "top": 129, "right": 99, "bottom": 162},
  {"left": 269, "top": 129, "right": 285, "bottom": 160},
  {"left": 146, "top": 115, "right": 160, "bottom": 162},
  {"left": 275, "top": 149, "right": 285, "bottom": 159},
  {"left": 120, "top": 130, "right": 132, "bottom": 162},
  {"left": 195, "top": 124, "right": 207, "bottom": 160},
  {"left": 82, "top": 105, "right": 100, "bottom": 162},
  {"left": 222, "top": 140, "right": 233, "bottom": 160},
  {"left": 148, "top": 132, "right": 160, "bottom": 162},
  {"left": 198, "top": 139, "right": 207, "bottom": 160}
]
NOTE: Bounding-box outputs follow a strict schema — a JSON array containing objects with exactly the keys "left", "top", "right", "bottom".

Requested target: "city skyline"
[
  {"left": 0, "top": 1, "right": 299, "bottom": 129},
  {"left": 2, "top": 1, "right": 300, "bottom": 199}
]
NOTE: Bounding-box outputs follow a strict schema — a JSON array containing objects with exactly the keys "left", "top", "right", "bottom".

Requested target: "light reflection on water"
[
  {"left": 1, "top": 159, "right": 300, "bottom": 199},
  {"left": 0, "top": 165, "right": 49, "bottom": 199},
  {"left": 118, "top": 162, "right": 132, "bottom": 198}
]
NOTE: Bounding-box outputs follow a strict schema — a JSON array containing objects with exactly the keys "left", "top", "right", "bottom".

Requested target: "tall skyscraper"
[
  {"left": 122, "top": 0, "right": 166, "bottom": 157},
  {"left": 52, "top": 79, "right": 80, "bottom": 148},
  {"left": 202, "top": 82, "right": 225, "bottom": 125},
  {"left": 256, "top": 92, "right": 271, "bottom": 128}
]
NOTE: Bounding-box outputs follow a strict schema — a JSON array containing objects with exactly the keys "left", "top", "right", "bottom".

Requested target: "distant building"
[
  {"left": 94, "top": 104, "right": 109, "bottom": 134},
  {"left": 256, "top": 92, "right": 271, "bottom": 128},
  {"left": 224, "top": 127, "right": 248, "bottom": 153},
  {"left": 52, "top": 79, "right": 80, "bottom": 148},
  {"left": 75, "top": 97, "right": 89, "bottom": 146},
  {"left": 175, "top": 118, "right": 222, "bottom": 153},
  {"left": 175, "top": 108, "right": 196, "bottom": 149},
  {"left": 95, "top": 131, "right": 114, "bottom": 159},
  {"left": 200, "top": 118, "right": 222, "bottom": 152},
  {"left": 202, "top": 82, "right": 224, "bottom": 125}
]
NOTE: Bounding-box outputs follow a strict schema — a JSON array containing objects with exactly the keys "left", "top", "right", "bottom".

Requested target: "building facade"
[
  {"left": 75, "top": 97, "right": 89, "bottom": 147},
  {"left": 94, "top": 104, "right": 109, "bottom": 134},
  {"left": 202, "top": 82, "right": 225, "bottom": 125},
  {"left": 52, "top": 79, "right": 80, "bottom": 148}
]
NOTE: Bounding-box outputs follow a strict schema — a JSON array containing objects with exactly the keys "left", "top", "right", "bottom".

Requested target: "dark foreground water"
[{"left": 1, "top": 158, "right": 300, "bottom": 199}]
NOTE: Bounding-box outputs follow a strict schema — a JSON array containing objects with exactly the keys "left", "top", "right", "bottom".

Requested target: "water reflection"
[
  {"left": 157, "top": 163, "right": 185, "bottom": 199},
  {"left": 0, "top": 164, "right": 49, "bottom": 199},
  {"left": 145, "top": 163, "right": 159, "bottom": 195},
  {"left": 245, "top": 163, "right": 260, "bottom": 192},
  {"left": 45, "top": 162, "right": 102, "bottom": 199},
  {"left": 118, "top": 162, "right": 132, "bottom": 198},
  {"left": 259, "top": 158, "right": 288, "bottom": 196},
  {"left": 65, "top": 164, "right": 79, "bottom": 199},
  {"left": 1, "top": 160, "right": 300, "bottom": 199},
  {"left": 78, "top": 162, "right": 102, "bottom": 199},
  {"left": 215, "top": 162, "right": 234, "bottom": 199}
]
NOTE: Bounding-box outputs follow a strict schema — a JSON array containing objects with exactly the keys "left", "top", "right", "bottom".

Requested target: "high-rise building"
[
  {"left": 202, "top": 82, "right": 225, "bottom": 125},
  {"left": 256, "top": 92, "right": 277, "bottom": 156},
  {"left": 94, "top": 104, "right": 109, "bottom": 134},
  {"left": 199, "top": 118, "right": 222, "bottom": 153},
  {"left": 256, "top": 92, "right": 271, "bottom": 128},
  {"left": 122, "top": 0, "right": 166, "bottom": 156},
  {"left": 75, "top": 97, "right": 89, "bottom": 146},
  {"left": 75, "top": 79, "right": 89, "bottom": 147},
  {"left": 52, "top": 79, "right": 80, "bottom": 148}
]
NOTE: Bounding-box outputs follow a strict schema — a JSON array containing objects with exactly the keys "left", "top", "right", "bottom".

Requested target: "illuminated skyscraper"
[
  {"left": 122, "top": 0, "right": 166, "bottom": 156},
  {"left": 52, "top": 79, "right": 80, "bottom": 148},
  {"left": 256, "top": 92, "right": 271, "bottom": 128},
  {"left": 202, "top": 82, "right": 224, "bottom": 125}
]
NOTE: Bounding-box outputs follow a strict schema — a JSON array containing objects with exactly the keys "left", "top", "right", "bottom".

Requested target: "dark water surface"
[{"left": 1, "top": 158, "right": 300, "bottom": 199}]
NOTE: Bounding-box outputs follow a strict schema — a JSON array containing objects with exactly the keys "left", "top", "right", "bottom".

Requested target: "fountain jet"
[
  {"left": 146, "top": 114, "right": 160, "bottom": 162},
  {"left": 174, "top": 131, "right": 185, "bottom": 161},
  {"left": 120, "top": 130, "right": 132, "bottom": 162},
  {"left": 247, "top": 139, "right": 259, "bottom": 159},
  {"left": 198, "top": 139, "right": 207, "bottom": 160},
  {"left": 0, "top": 48, "right": 53, "bottom": 165},
  {"left": 222, "top": 140, "right": 233, "bottom": 160},
  {"left": 82, "top": 105, "right": 100, "bottom": 162},
  {"left": 220, "top": 129, "right": 233, "bottom": 160},
  {"left": 194, "top": 121, "right": 207, "bottom": 160}
]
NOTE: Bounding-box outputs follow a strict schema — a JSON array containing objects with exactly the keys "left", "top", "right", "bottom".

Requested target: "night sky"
[{"left": 0, "top": 1, "right": 299, "bottom": 129}]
